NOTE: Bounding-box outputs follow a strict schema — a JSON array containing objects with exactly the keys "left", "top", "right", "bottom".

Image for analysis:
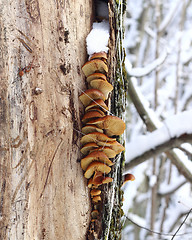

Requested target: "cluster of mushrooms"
[{"left": 79, "top": 52, "right": 129, "bottom": 224}]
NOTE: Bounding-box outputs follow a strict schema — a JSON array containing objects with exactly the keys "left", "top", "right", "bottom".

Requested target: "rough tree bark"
[{"left": 0, "top": 0, "right": 93, "bottom": 239}]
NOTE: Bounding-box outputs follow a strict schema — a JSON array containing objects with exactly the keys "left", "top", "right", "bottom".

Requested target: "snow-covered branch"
[
  {"left": 158, "top": 179, "right": 187, "bottom": 197},
  {"left": 125, "top": 51, "right": 167, "bottom": 78},
  {"left": 124, "top": 76, "right": 192, "bottom": 182},
  {"left": 125, "top": 131, "right": 192, "bottom": 169},
  {"left": 158, "top": 0, "right": 182, "bottom": 33}
]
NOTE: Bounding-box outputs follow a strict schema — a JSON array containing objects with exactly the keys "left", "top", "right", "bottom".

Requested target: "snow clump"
[{"left": 86, "top": 20, "right": 109, "bottom": 56}]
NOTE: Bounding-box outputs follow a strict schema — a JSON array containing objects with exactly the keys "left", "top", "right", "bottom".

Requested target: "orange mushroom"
[
  {"left": 89, "top": 52, "right": 108, "bottom": 63},
  {"left": 81, "top": 59, "right": 108, "bottom": 77},
  {"left": 84, "top": 161, "right": 111, "bottom": 179},
  {"left": 86, "top": 73, "right": 107, "bottom": 83},
  {"left": 79, "top": 89, "right": 105, "bottom": 107},
  {"left": 85, "top": 99, "right": 109, "bottom": 112},
  {"left": 92, "top": 196, "right": 102, "bottom": 203},
  {"left": 97, "top": 140, "right": 125, "bottom": 154},
  {"left": 80, "top": 142, "right": 99, "bottom": 155},
  {"left": 81, "top": 125, "right": 104, "bottom": 135},
  {"left": 88, "top": 115, "right": 126, "bottom": 136},
  {"left": 89, "top": 146, "right": 117, "bottom": 158},
  {"left": 122, "top": 173, "right": 135, "bottom": 186},
  {"left": 90, "top": 189, "right": 101, "bottom": 197},
  {"left": 82, "top": 111, "right": 104, "bottom": 124},
  {"left": 91, "top": 209, "right": 100, "bottom": 219},
  {"left": 89, "top": 79, "right": 113, "bottom": 99},
  {"left": 80, "top": 132, "right": 115, "bottom": 145},
  {"left": 81, "top": 151, "right": 114, "bottom": 171}
]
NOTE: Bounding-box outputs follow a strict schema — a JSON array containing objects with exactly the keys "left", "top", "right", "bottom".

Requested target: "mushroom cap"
[
  {"left": 102, "top": 177, "right": 113, "bottom": 184},
  {"left": 92, "top": 196, "right": 101, "bottom": 203},
  {"left": 80, "top": 132, "right": 115, "bottom": 145},
  {"left": 90, "top": 146, "right": 117, "bottom": 158},
  {"left": 80, "top": 142, "right": 99, "bottom": 155},
  {"left": 82, "top": 111, "right": 104, "bottom": 124},
  {"left": 79, "top": 89, "right": 105, "bottom": 107},
  {"left": 81, "top": 125, "right": 103, "bottom": 135},
  {"left": 92, "top": 171, "right": 113, "bottom": 185},
  {"left": 84, "top": 161, "right": 111, "bottom": 179},
  {"left": 87, "top": 73, "right": 107, "bottom": 83},
  {"left": 97, "top": 140, "right": 125, "bottom": 154},
  {"left": 81, "top": 59, "right": 108, "bottom": 77},
  {"left": 85, "top": 99, "right": 109, "bottom": 112},
  {"left": 81, "top": 150, "right": 114, "bottom": 171},
  {"left": 89, "top": 52, "right": 107, "bottom": 61},
  {"left": 88, "top": 174, "right": 113, "bottom": 188},
  {"left": 122, "top": 173, "right": 135, "bottom": 186},
  {"left": 90, "top": 189, "right": 101, "bottom": 197},
  {"left": 88, "top": 115, "right": 126, "bottom": 136},
  {"left": 91, "top": 209, "right": 100, "bottom": 219},
  {"left": 89, "top": 79, "right": 113, "bottom": 99},
  {"left": 86, "top": 107, "right": 106, "bottom": 116},
  {"left": 92, "top": 171, "right": 104, "bottom": 185}
]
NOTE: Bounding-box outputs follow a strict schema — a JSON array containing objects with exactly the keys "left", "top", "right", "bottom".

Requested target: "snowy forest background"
[{"left": 122, "top": 0, "right": 192, "bottom": 239}]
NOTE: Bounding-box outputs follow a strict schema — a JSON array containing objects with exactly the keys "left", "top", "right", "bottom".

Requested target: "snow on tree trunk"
[{"left": 0, "top": 0, "right": 93, "bottom": 239}]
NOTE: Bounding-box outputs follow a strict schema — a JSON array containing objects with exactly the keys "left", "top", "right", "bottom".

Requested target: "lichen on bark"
[{"left": 102, "top": 0, "right": 127, "bottom": 239}]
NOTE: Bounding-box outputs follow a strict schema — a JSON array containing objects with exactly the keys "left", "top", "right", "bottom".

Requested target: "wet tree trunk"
[{"left": 0, "top": 0, "right": 93, "bottom": 239}]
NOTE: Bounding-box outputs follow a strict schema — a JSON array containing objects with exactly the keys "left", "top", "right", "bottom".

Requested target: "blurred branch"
[
  {"left": 124, "top": 76, "right": 192, "bottom": 183},
  {"left": 125, "top": 51, "right": 167, "bottom": 78},
  {"left": 125, "top": 133, "right": 192, "bottom": 170},
  {"left": 124, "top": 214, "right": 192, "bottom": 237},
  {"left": 158, "top": 180, "right": 187, "bottom": 197},
  {"left": 158, "top": 0, "right": 182, "bottom": 33}
]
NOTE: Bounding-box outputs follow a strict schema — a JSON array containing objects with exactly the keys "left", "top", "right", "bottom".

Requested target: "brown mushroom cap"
[
  {"left": 87, "top": 73, "right": 107, "bottom": 83},
  {"left": 97, "top": 140, "right": 125, "bottom": 154},
  {"left": 89, "top": 52, "right": 107, "bottom": 61},
  {"left": 82, "top": 111, "right": 104, "bottom": 124},
  {"left": 102, "top": 177, "right": 113, "bottom": 184},
  {"left": 79, "top": 89, "right": 105, "bottom": 107},
  {"left": 91, "top": 209, "right": 100, "bottom": 219},
  {"left": 92, "top": 171, "right": 104, "bottom": 185},
  {"left": 84, "top": 161, "right": 111, "bottom": 179},
  {"left": 90, "top": 189, "right": 101, "bottom": 197},
  {"left": 80, "top": 132, "right": 115, "bottom": 146},
  {"left": 92, "top": 171, "right": 113, "bottom": 185},
  {"left": 81, "top": 151, "right": 114, "bottom": 171},
  {"left": 81, "top": 59, "right": 108, "bottom": 77},
  {"left": 122, "top": 173, "right": 135, "bottom": 186},
  {"left": 86, "top": 107, "right": 106, "bottom": 116},
  {"left": 89, "top": 79, "right": 113, "bottom": 99},
  {"left": 82, "top": 125, "right": 103, "bottom": 135},
  {"left": 92, "top": 196, "right": 101, "bottom": 203},
  {"left": 90, "top": 146, "right": 117, "bottom": 158},
  {"left": 85, "top": 99, "right": 109, "bottom": 112},
  {"left": 88, "top": 174, "right": 113, "bottom": 188},
  {"left": 80, "top": 142, "right": 99, "bottom": 155},
  {"left": 88, "top": 115, "right": 126, "bottom": 136}
]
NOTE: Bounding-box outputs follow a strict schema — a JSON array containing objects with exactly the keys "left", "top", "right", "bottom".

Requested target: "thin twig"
[
  {"left": 124, "top": 214, "right": 192, "bottom": 237},
  {"left": 171, "top": 208, "right": 192, "bottom": 240}
]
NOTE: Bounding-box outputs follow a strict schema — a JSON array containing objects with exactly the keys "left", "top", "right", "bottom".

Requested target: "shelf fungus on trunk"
[{"left": 79, "top": 51, "right": 127, "bottom": 239}]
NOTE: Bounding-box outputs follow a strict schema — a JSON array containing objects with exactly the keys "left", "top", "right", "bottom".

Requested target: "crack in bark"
[{"left": 39, "top": 139, "right": 63, "bottom": 198}]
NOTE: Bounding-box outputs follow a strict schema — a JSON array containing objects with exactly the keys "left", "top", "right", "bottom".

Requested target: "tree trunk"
[{"left": 0, "top": 0, "right": 93, "bottom": 239}]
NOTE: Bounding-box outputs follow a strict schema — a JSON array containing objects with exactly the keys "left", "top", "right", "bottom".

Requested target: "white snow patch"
[
  {"left": 86, "top": 20, "right": 109, "bottom": 55},
  {"left": 149, "top": 175, "right": 157, "bottom": 187}
]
